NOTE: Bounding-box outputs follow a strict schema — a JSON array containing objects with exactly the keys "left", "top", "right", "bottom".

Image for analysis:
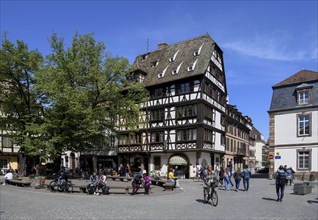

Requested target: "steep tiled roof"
[
  {"left": 131, "top": 34, "right": 219, "bottom": 87},
  {"left": 273, "top": 69, "right": 318, "bottom": 88}
]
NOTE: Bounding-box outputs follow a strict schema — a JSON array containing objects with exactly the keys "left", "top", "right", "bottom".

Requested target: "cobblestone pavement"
[{"left": 0, "top": 178, "right": 317, "bottom": 220}]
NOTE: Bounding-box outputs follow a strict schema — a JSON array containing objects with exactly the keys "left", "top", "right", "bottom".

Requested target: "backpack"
[{"left": 277, "top": 172, "right": 286, "bottom": 186}]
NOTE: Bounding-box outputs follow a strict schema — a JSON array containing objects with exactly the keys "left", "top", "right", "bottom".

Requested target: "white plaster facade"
[{"left": 273, "top": 108, "right": 318, "bottom": 172}]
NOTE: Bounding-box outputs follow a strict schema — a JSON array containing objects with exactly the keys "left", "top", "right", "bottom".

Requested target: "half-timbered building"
[{"left": 116, "top": 34, "right": 228, "bottom": 178}]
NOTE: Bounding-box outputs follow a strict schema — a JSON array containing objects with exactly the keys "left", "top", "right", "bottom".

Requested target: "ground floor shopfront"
[{"left": 116, "top": 150, "right": 224, "bottom": 179}]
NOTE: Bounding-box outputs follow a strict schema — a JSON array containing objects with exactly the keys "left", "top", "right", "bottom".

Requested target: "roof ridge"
[{"left": 273, "top": 69, "right": 318, "bottom": 88}]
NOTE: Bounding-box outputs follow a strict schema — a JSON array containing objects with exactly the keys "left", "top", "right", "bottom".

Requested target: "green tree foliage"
[
  {"left": 0, "top": 34, "right": 44, "bottom": 156},
  {"left": 34, "top": 33, "right": 147, "bottom": 158}
]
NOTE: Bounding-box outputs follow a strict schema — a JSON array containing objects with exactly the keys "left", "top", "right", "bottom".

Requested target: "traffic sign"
[{"left": 268, "top": 155, "right": 274, "bottom": 160}]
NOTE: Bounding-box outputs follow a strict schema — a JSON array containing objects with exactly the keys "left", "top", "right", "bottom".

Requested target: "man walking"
[{"left": 275, "top": 165, "right": 287, "bottom": 202}]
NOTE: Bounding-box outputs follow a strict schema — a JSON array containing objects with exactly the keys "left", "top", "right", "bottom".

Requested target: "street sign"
[
  {"left": 268, "top": 155, "right": 274, "bottom": 160},
  {"left": 275, "top": 156, "right": 281, "bottom": 159}
]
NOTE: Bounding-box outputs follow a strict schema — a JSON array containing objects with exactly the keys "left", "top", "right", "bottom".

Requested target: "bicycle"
[
  {"left": 49, "top": 174, "right": 73, "bottom": 193},
  {"left": 203, "top": 179, "right": 218, "bottom": 206}
]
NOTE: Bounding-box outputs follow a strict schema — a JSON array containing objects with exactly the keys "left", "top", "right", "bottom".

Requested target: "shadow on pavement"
[
  {"left": 262, "top": 197, "right": 278, "bottom": 202},
  {"left": 196, "top": 199, "right": 207, "bottom": 204},
  {"left": 307, "top": 198, "right": 318, "bottom": 204}
]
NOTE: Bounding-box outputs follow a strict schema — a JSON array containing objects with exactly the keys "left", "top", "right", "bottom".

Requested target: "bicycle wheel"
[
  {"left": 64, "top": 181, "right": 73, "bottom": 193},
  {"left": 203, "top": 187, "right": 209, "bottom": 203},
  {"left": 49, "top": 181, "right": 58, "bottom": 192},
  {"left": 211, "top": 190, "right": 218, "bottom": 207}
]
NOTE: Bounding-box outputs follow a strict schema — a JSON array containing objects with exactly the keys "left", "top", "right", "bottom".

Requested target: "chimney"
[{"left": 158, "top": 42, "right": 168, "bottom": 50}]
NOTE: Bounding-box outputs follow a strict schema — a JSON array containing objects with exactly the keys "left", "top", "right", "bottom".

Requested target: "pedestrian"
[
  {"left": 242, "top": 165, "right": 251, "bottom": 191},
  {"left": 223, "top": 167, "right": 230, "bottom": 191},
  {"left": 286, "top": 167, "right": 295, "bottom": 186},
  {"left": 97, "top": 171, "right": 109, "bottom": 195},
  {"left": 214, "top": 162, "right": 220, "bottom": 181},
  {"left": 125, "top": 163, "right": 131, "bottom": 178},
  {"left": 168, "top": 168, "right": 176, "bottom": 187},
  {"left": 233, "top": 167, "right": 242, "bottom": 192},
  {"left": 1, "top": 170, "right": 13, "bottom": 185},
  {"left": 131, "top": 168, "right": 143, "bottom": 195},
  {"left": 227, "top": 161, "right": 234, "bottom": 187},
  {"left": 275, "top": 165, "right": 287, "bottom": 202},
  {"left": 118, "top": 164, "right": 125, "bottom": 178},
  {"left": 87, "top": 171, "right": 99, "bottom": 195},
  {"left": 143, "top": 171, "right": 151, "bottom": 195},
  {"left": 219, "top": 167, "right": 224, "bottom": 187}
]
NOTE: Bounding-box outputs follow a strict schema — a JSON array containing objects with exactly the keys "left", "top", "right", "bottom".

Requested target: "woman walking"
[{"left": 223, "top": 168, "right": 230, "bottom": 191}]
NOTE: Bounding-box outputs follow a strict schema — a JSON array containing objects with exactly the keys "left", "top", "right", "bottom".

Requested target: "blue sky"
[{"left": 1, "top": 0, "right": 317, "bottom": 140}]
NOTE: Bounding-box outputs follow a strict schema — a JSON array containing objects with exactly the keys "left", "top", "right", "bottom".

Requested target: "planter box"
[{"left": 294, "top": 184, "right": 312, "bottom": 195}]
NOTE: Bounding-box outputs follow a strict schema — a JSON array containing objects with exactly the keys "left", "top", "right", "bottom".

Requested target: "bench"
[
  {"left": 163, "top": 182, "right": 175, "bottom": 191},
  {"left": 76, "top": 184, "right": 153, "bottom": 195},
  {"left": 106, "top": 175, "right": 133, "bottom": 182},
  {"left": 7, "top": 179, "right": 32, "bottom": 187},
  {"left": 77, "top": 184, "right": 133, "bottom": 194},
  {"left": 150, "top": 179, "right": 167, "bottom": 186}
]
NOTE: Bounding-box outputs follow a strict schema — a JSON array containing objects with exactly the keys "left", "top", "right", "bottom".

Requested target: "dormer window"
[
  {"left": 298, "top": 90, "right": 309, "bottom": 105},
  {"left": 151, "top": 60, "right": 159, "bottom": 68},
  {"left": 169, "top": 50, "right": 179, "bottom": 63},
  {"left": 187, "top": 59, "right": 198, "bottom": 72},
  {"left": 193, "top": 43, "right": 204, "bottom": 56},
  {"left": 157, "top": 65, "right": 169, "bottom": 79},
  {"left": 172, "top": 61, "right": 183, "bottom": 75},
  {"left": 296, "top": 84, "right": 312, "bottom": 105},
  {"left": 187, "top": 66, "right": 194, "bottom": 71}
]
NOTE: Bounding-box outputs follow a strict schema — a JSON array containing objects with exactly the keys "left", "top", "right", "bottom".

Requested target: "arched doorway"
[{"left": 168, "top": 154, "right": 189, "bottom": 178}]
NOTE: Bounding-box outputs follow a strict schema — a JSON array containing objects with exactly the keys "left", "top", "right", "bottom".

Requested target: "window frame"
[
  {"left": 176, "top": 129, "right": 197, "bottom": 141},
  {"left": 297, "top": 113, "right": 312, "bottom": 137},
  {"left": 297, "top": 89, "right": 311, "bottom": 105},
  {"left": 150, "top": 109, "right": 165, "bottom": 122},
  {"left": 296, "top": 149, "right": 311, "bottom": 171},
  {"left": 151, "top": 131, "right": 164, "bottom": 143}
]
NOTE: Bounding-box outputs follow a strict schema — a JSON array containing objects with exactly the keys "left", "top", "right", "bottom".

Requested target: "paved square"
[{"left": 0, "top": 178, "right": 317, "bottom": 219}]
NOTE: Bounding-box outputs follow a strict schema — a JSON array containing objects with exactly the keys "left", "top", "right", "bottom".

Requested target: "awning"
[{"left": 169, "top": 156, "right": 188, "bottom": 165}]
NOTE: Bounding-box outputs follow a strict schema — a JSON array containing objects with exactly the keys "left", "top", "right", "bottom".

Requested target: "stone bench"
[
  {"left": 163, "top": 182, "right": 175, "bottom": 191},
  {"left": 7, "top": 179, "right": 32, "bottom": 187},
  {"left": 106, "top": 175, "right": 133, "bottom": 182},
  {"left": 77, "top": 184, "right": 133, "bottom": 194}
]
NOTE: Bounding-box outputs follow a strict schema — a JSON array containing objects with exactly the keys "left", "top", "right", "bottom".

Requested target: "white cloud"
[{"left": 223, "top": 33, "right": 316, "bottom": 61}]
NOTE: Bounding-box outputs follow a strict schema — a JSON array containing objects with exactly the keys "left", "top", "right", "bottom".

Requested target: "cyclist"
[
  {"left": 204, "top": 164, "right": 216, "bottom": 195},
  {"left": 57, "top": 166, "right": 68, "bottom": 188}
]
